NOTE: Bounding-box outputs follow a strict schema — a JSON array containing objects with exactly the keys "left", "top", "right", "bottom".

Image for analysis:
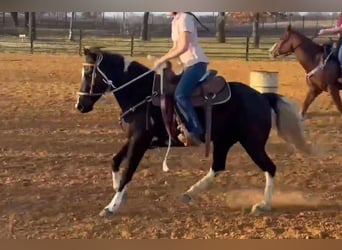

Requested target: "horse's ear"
[
  {"left": 83, "top": 46, "right": 104, "bottom": 56},
  {"left": 83, "top": 46, "right": 90, "bottom": 56},
  {"left": 287, "top": 24, "right": 292, "bottom": 32}
]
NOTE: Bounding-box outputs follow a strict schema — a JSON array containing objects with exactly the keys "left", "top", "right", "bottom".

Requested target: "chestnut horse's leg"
[
  {"left": 300, "top": 87, "right": 322, "bottom": 120},
  {"left": 327, "top": 82, "right": 342, "bottom": 115}
]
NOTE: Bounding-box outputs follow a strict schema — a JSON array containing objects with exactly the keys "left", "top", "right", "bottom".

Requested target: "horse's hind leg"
[
  {"left": 111, "top": 141, "right": 130, "bottom": 192},
  {"left": 327, "top": 82, "right": 342, "bottom": 115},
  {"left": 301, "top": 87, "right": 322, "bottom": 120},
  {"left": 240, "top": 139, "right": 276, "bottom": 214},
  {"left": 182, "top": 136, "right": 236, "bottom": 203}
]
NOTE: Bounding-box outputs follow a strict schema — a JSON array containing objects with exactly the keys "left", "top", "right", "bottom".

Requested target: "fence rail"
[{"left": 0, "top": 28, "right": 337, "bottom": 61}]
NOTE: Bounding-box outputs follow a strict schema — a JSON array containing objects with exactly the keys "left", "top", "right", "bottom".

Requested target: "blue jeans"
[
  {"left": 175, "top": 62, "right": 207, "bottom": 138},
  {"left": 338, "top": 45, "right": 342, "bottom": 66}
]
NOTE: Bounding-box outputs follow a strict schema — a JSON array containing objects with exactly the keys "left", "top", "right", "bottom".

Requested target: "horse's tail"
[{"left": 262, "top": 93, "right": 313, "bottom": 155}]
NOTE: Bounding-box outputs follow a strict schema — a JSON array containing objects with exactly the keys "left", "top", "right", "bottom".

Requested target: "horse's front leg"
[
  {"left": 100, "top": 131, "right": 153, "bottom": 217},
  {"left": 111, "top": 141, "right": 130, "bottom": 192},
  {"left": 300, "top": 87, "right": 322, "bottom": 120}
]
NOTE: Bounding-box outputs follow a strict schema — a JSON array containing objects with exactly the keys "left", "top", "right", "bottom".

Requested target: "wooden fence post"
[
  {"left": 302, "top": 16, "right": 305, "bottom": 30},
  {"left": 245, "top": 36, "right": 250, "bottom": 61},
  {"left": 130, "top": 33, "right": 134, "bottom": 57},
  {"left": 30, "top": 32, "right": 34, "bottom": 54},
  {"left": 78, "top": 29, "right": 83, "bottom": 56}
]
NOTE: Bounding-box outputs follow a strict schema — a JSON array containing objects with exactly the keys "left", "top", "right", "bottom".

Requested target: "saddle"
[{"left": 151, "top": 62, "right": 231, "bottom": 156}]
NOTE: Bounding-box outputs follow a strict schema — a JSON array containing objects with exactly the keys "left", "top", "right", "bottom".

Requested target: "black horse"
[{"left": 75, "top": 47, "right": 312, "bottom": 217}]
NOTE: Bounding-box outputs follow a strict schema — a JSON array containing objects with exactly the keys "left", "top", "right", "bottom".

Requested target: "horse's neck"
[
  {"left": 113, "top": 63, "right": 154, "bottom": 112},
  {"left": 293, "top": 36, "right": 322, "bottom": 73}
]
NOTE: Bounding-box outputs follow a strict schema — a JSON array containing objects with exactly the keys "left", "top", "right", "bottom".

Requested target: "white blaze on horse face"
[
  {"left": 112, "top": 171, "right": 121, "bottom": 191},
  {"left": 75, "top": 96, "right": 80, "bottom": 109},
  {"left": 81, "top": 67, "right": 85, "bottom": 80},
  {"left": 269, "top": 43, "right": 278, "bottom": 57}
]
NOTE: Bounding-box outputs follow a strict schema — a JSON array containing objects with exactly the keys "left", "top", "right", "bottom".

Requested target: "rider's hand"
[
  {"left": 153, "top": 58, "right": 166, "bottom": 69},
  {"left": 318, "top": 29, "right": 325, "bottom": 36}
]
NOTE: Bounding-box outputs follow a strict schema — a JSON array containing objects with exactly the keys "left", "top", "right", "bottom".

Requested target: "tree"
[
  {"left": 10, "top": 12, "right": 29, "bottom": 28},
  {"left": 216, "top": 12, "right": 226, "bottom": 43},
  {"left": 24, "top": 12, "right": 29, "bottom": 28},
  {"left": 10, "top": 12, "right": 18, "bottom": 27},
  {"left": 252, "top": 12, "right": 260, "bottom": 48},
  {"left": 141, "top": 12, "right": 150, "bottom": 41},
  {"left": 68, "top": 12, "right": 75, "bottom": 41}
]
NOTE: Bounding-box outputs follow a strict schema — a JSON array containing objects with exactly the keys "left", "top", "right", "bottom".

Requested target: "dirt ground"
[{"left": 0, "top": 53, "right": 341, "bottom": 239}]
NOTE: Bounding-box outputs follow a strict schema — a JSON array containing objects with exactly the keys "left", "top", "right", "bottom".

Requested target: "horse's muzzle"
[{"left": 75, "top": 102, "right": 93, "bottom": 113}]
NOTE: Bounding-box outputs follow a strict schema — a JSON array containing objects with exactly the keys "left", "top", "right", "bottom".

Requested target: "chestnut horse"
[{"left": 269, "top": 24, "right": 342, "bottom": 119}]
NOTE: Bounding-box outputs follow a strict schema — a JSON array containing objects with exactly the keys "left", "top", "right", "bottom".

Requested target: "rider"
[
  {"left": 154, "top": 12, "right": 209, "bottom": 146},
  {"left": 318, "top": 12, "right": 342, "bottom": 83}
]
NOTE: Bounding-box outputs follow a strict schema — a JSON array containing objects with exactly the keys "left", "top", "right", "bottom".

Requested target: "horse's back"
[
  {"left": 227, "top": 81, "right": 272, "bottom": 125},
  {"left": 229, "top": 81, "right": 271, "bottom": 110}
]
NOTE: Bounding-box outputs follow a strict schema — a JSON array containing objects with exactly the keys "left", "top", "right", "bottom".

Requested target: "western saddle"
[{"left": 151, "top": 62, "right": 231, "bottom": 156}]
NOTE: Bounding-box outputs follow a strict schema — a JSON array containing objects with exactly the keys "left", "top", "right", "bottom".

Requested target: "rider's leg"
[
  {"left": 337, "top": 40, "right": 342, "bottom": 83},
  {"left": 174, "top": 62, "right": 207, "bottom": 145}
]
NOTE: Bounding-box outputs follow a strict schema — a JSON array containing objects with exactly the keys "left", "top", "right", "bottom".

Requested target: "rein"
[{"left": 78, "top": 54, "right": 158, "bottom": 122}]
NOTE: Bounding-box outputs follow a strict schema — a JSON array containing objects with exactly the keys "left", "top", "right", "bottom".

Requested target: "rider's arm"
[
  {"left": 319, "top": 25, "right": 342, "bottom": 35},
  {"left": 155, "top": 14, "right": 194, "bottom": 65},
  {"left": 159, "top": 31, "right": 190, "bottom": 62}
]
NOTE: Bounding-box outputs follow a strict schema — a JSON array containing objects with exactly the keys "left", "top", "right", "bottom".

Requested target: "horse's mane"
[
  {"left": 290, "top": 29, "right": 323, "bottom": 50},
  {"left": 100, "top": 51, "right": 151, "bottom": 72}
]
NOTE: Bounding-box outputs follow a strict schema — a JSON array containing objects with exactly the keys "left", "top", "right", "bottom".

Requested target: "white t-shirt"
[{"left": 171, "top": 13, "right": 209, "bottom": 68}]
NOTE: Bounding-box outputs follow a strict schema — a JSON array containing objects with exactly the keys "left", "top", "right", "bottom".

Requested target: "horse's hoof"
[
  {"left": 250, "top": 203, "right": 271, "bottom": 216},
  {"left": 182, "top": 193, "right": 192, "bottom": 204},
  {"left": 99, "top": 208, "right": 114, "bottom": 217}
]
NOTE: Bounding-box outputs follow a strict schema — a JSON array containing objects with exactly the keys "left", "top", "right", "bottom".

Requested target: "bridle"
[
  {"left": 77, "top": 54, "right": 117, "bottom": 97},
  {"left": 77, "top": 53, "right": 156, "bottom": 97},
  {"left": 272, "top": 32, "right": 303, "bottom": 58},
  {"left": 77, "top": 53, "right": 159, "bottom": 123},
  {"left": 272, "top": 32, "right": 319, "bottom": 58}
]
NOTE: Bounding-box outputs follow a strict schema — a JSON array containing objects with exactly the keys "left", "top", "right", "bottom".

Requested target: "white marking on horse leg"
[
  {"left": 104, "top": 186, "right": 127, "bottom": 214},
  {"left": 162, "top": 137, "right": 171, "bottom": 172},
  {"left": 185, "top": 168, "right": 216, "bottom": 197},
  {"left": 112, "top": 171, "right": 121, "bottom": 191},
  {"left": 251, "top": 172, "right": 274, "bottom": 214},
  {"left": 263, "top": 172, "right": 274, "bottom": 207}
]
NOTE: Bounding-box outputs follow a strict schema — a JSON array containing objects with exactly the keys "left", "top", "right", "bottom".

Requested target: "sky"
[{"left": 104, "top": 12, "right": 336, "bottom": 17}]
